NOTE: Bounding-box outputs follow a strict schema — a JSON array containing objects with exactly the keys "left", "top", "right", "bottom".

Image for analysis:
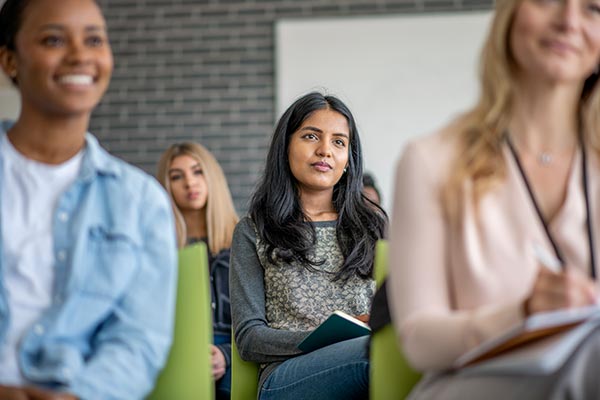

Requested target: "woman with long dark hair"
[{"left": 230, "top": 91, "right": 386, "bottom": 400}]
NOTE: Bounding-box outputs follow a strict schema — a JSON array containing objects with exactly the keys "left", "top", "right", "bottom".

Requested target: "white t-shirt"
[{"left": 0, "top": 133, "right": 83, "bottom": 384}]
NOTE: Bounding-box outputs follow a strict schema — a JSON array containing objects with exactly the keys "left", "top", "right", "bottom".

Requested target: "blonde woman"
[
  {"left": 389, "top": 0, "right": 600, "bottom": 397},
  {"left": 158, "top": 142, "right": 238, "bottom": 400}
]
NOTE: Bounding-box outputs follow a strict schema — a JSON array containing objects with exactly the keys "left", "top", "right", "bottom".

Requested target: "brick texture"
[{"left": 92, "top": 0, "right": 493, "bottom": 212}]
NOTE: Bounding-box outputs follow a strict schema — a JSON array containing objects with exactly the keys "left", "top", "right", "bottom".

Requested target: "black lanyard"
[{"left": 506, "top": 134, "right": 596, "bottom": 279}]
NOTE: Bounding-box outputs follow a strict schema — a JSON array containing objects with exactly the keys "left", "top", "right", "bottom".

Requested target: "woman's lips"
[
  {"left": 541, "top": 38, "right": 578, "bottom": 56},
  {"left": 312, "top": 161, "right": 332, "bottom": 172}
]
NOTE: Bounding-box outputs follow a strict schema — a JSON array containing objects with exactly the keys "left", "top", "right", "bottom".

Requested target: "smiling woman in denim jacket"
[
  {"left": 0, "top": 0, "right": 177, "bottom": 399},
  {"left": 157, "top": 142, "right": 239, "bottom": 400}
]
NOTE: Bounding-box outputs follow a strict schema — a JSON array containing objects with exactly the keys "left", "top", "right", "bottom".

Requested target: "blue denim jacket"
[{"left": 0, "top": 122, "right": 178, "bottom": 399}]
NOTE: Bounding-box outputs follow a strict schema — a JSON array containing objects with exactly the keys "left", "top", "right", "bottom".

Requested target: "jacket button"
[
  {"left": 34, "top": 324, "right": 45, "bottom": 335},
  {"left": 60, "top": 367, "right": 71, "bottom": 379},
  {"left": 57, "top": 251, "right": 67, "bottom": 262}
]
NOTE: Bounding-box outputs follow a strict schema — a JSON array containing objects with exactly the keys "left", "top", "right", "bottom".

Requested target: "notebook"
[
  {"left": 298, "top": 310, "right": 371, "bottom": 353},
  {"left": 454, "top": 305, "right": 600, "bottom": 373}
]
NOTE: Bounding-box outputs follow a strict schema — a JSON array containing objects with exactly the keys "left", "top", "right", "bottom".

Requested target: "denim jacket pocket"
[{"left": 78, "top": 226, "right": 139, "bottom": 299}]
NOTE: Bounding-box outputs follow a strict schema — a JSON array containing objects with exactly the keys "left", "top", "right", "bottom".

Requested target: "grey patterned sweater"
[{"left": 230, "top": 216, "right": 375, "bottom": 392}]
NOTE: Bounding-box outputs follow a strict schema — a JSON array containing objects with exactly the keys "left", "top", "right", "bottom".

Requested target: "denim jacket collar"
[
  {"left": 79, "top": 133, "right": 121, "bottom": 181},
  {"left": 0, "top": 120, "right": 121, "bottom": 183}
]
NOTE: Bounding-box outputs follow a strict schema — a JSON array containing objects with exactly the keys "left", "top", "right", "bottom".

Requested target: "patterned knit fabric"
[{"left": 257, "top": 220, "right": 375, "bottom": 331}]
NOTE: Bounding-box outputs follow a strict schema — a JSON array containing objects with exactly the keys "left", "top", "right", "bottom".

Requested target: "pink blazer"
[{"left": 388, "top": 128, "right": 599, "bottom": 371}]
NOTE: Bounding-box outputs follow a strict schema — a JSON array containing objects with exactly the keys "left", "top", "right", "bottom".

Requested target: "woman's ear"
[{"left": 0, "top": 47, "right": 18, "bottom": 83}]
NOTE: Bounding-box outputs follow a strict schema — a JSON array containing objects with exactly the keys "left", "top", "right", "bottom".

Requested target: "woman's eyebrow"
[
  {"left": 333, "top": 133, "right": 349, "bottom": 139},
  {"left": 38, "top": 24, "right": 107, "bottom": 32},
  {"left": 300, "top": 126, "right": 323, "bottom": 133}
]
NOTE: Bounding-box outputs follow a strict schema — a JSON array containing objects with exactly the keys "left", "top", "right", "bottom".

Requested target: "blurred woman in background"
[
  {"left": 158, "top": 142, "right": 238, "bottom": 400},
  {"left": 390, "top": 0, "right": 600, "bottom": 397}
]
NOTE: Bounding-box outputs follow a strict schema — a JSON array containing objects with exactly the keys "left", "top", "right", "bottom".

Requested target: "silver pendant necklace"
[{"left": 537, "top": 152, "right": 553, "bottom": 166}]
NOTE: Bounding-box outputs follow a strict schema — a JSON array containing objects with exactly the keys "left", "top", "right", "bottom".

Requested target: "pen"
[{"left": 533, "top": 243, "right": 562, "bottom": 274}]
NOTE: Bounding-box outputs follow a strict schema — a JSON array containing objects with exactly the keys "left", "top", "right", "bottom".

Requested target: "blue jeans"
[
  {"left": 259, "top": 336, "right": 369, "bottom": 400},
  {"left": 214, "top": 334, "right": 231, "bottom": 400},
  {"left": 216, "top": 365, "right": 231, "bottom": 400}
]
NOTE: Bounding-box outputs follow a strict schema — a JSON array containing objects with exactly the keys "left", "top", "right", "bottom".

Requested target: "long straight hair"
[
  {"left": 157, "top": 142, "right": 239, "bottom": 254},
  {"left": 249, "top": 92, "right": 387, "bottom": 281},
  {"left": 444, "top": 0, "right": 600, "bottom": 221}
]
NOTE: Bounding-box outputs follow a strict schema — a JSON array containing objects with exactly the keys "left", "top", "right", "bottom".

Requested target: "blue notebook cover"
[{"left": 298, "top": 310, "right": 371, "bottom": 353}]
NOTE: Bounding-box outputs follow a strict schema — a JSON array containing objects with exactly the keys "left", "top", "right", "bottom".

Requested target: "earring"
[{"left": 343, "top": 167, "right": 347, "bottom": 173}]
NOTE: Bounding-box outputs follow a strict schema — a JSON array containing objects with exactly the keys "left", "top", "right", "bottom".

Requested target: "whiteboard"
[{"left": 276, "top": 12, "right": 492, "bottom": 212}]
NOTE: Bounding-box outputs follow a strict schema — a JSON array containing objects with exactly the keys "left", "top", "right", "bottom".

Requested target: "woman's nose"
[
  {"left": 183, "top": 174, "right": 194, "bottom": 188},
  {"left": 65, "top": 39, "right": 92, "bottom": 65},
  {"left": 316, "top": 141, "right": 332, "bottom": 157},
  {"left": 555, "top": 0, "right": 582, "bottom": 33}
]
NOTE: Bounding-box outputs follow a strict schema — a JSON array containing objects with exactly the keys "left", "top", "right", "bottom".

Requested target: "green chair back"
[
  {"left": 374, "top": 240, "right": 389, "bottom": 289},
  {"left": 370, "top": 240, "right": 421, "bottom": 400},
  {"left": 147, "top": 243, "right": 214, "bottom": 399},
  {"left": 231, "top": 334, "right": 259, "bottom": 400}
]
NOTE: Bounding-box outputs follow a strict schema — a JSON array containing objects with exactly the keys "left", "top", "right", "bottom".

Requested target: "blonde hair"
[
  {"left": 157, "top": 142, "right": 239, "bottom": 254},
  {"left": 445, "top": 0, "right": 600, "bottom": 220}
]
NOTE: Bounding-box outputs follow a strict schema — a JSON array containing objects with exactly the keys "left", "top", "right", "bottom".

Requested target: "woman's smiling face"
[
  {"left": 2, "top": 0, "right": 113, "bottom": 117},
  {"left": 510, "top": 0, "right": 600, "bottom": 84}
]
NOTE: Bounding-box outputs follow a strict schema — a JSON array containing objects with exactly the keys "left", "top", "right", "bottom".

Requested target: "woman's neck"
[
  {"left": 509, "top": 77, "right": 581, "bottom": 153},
  {"left": 8, "top": 109, "right": 90, "bottom": 164},
  {"left": 183, "top": 208, "right": 207, "bottom": 239},
  {"left": 300, "top": 189, "right": 337, "bottom": 222}
]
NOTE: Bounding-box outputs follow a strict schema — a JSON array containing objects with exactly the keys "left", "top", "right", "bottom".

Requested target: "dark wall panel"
[{"left": 92, "top": 0, "right": 493, "bottom": 212}]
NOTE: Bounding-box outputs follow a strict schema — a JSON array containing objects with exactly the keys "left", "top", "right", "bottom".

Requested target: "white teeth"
[{"left": 58, "top": 75, "right": 93, "bottom": 85}]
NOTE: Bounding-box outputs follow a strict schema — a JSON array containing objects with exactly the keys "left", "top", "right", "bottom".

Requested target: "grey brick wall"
[{"left": 92, "top": 0, "right": 493, "bottom": 212}]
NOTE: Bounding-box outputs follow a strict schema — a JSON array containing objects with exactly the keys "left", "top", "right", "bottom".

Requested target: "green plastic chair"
[
  {"left": 147, "top": 243, "right": 214, "bottom": 399},
  {"left": 370, "top": 240, "right": 422, "bottom": 400},
  {"left": 231, "top": 333, "right": 259, "bottom": 400}
]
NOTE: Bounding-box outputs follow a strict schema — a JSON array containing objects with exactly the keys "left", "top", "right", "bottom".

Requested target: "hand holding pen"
[{"left": 522, "top": 245, "right": 598, "bottom": 317}]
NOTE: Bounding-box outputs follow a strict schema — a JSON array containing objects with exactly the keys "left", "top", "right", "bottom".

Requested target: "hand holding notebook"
[
  {"left": 454, "top": 245, "right": 600, "bottom": 369},
  {"left": 455, "top": 304, "right": 600, "bottom": 368},
  {"left": 298, "top": 311, "right": 371, "bottom": 353}
]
